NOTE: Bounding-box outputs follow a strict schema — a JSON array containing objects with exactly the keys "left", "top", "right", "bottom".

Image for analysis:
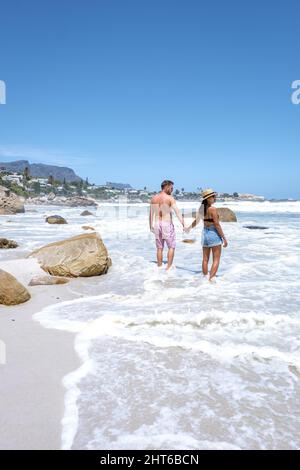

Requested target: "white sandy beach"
[
  {"left": 1, "top": 201, "right": 300, "bottom": 449},
  {"left": 0, "top": 259, "right": 79, "bottom": 450}
]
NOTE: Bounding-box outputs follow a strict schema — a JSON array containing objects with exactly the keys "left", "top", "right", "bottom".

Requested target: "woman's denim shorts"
[{"left": 202, "top": 226, "right": 223, "bottom": 247}]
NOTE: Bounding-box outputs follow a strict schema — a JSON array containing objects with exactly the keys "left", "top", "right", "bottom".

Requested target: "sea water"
[{"left": 1, "top": 200, "right": 300, "bottom": 449}]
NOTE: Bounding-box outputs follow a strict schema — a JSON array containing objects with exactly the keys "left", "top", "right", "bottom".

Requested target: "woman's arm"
[
  {"left": 210, "top": 207, "right": 228, "bottom": 247},
  {"left": 186, "top": 207, "right": 202, "bottom": 231}
]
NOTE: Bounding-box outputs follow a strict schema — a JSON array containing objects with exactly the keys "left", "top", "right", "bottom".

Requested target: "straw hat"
[{"left": 201, "top": 188, "right": 217, "bottom": 201}]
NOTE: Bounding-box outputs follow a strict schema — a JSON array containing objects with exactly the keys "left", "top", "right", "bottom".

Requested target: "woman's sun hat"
[{"left": 201, "top": 188, "right": 217, "bottom": 201}]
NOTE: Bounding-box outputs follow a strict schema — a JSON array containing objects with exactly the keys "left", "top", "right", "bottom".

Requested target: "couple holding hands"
[{"left": 149, "top": 180, "right": 228, "bottom": 282}]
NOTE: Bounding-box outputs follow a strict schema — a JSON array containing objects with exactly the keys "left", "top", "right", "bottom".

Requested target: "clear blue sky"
[{"left": 0, "top": 0, "right": 299, "bottom": 198}]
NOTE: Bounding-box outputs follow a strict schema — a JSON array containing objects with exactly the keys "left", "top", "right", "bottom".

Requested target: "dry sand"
[{"left": 0, "top": 259, "right": 80, "bottom": 449}]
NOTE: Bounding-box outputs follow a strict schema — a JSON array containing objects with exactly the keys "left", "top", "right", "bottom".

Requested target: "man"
[{"left": 149, "top": 180, "right": 184, "bottom": 270}]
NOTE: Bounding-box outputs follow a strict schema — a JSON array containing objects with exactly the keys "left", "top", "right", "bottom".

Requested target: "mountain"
[{"left": 0, "top": 160, "right": 82, "bottom": 182}]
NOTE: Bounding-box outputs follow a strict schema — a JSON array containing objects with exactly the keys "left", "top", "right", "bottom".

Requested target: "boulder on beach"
[
  {"left": 82, "top": 226, "right": 95, "bottom": 231},
  {"left": 0, "top": 238, "right": 19, "bottom": 249},
  {"left": 29, "top": 275, "right": 70, "bottom": 286},
  {"left": 0, "top": 185, "right": 25, "bottom": 215},
  {"left": 28, "top": 232, "right": 112, "bottom": 277},
  {"left": 80, "top": 210, "right": 94, "bottom": 216},
  {"left": 45, "top": 215, "right": 68, "bottom": 224},
  {"left": 217, "top": 207, "right": 237, "bottom": 222},
  {"left": 0, "top": 269, "right": 31, "bottom": 306}
]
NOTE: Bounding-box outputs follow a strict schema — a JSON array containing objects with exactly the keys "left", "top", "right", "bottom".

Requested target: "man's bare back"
[{"left": 150, "top": 192, "right": 174, "bottom": 222}]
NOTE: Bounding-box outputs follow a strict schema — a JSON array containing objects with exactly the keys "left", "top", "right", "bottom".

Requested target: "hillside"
[{"left": 0, "top": 159, "right": 81, "bottom": 182}]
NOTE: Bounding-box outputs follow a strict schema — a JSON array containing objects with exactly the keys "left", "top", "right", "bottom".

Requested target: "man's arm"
[
  {"left": 149, "top": 199, "right": 154, "bottom": 232},
  {"left": 171, "top": 198, "right": 184, "bottom": 226}
]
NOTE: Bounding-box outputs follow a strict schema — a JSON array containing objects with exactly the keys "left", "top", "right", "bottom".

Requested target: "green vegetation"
[
  {"left": 0, "top": 175, "right": 30, "bottom": 197},
  {"left": 0, "top": 171, "right": 246, "bottom": 203}
]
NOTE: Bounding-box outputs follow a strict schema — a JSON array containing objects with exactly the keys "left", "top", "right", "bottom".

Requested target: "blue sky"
[{"left": 0, "top": 0, "right": 299, "bottom": 198}]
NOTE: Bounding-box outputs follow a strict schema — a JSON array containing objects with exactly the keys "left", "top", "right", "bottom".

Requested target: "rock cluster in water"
[
  {"left": 0, "top": 186, "right": 25, "bottom": 215},
  {"left": 0, "top": 231, "right": 111, "bottom": 305},
  {"left": 0, "top": 238, "right": 19, "bottom": 249},
  {"left": 27, "top": 194, "right": 97, "bottom": 207}
]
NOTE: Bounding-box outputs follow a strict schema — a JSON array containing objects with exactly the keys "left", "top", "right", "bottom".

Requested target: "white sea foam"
[{"left": 2, "top": 201, "right": 300, "bottom": 449}]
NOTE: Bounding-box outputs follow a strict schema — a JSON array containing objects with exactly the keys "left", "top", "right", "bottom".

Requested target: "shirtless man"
[{"left": 149, "top": 180, "right": 185, "bottom": 270}]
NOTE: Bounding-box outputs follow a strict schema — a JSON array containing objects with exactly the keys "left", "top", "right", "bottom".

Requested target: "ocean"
[{"left": 1, "top": 200, "right": 300, "bottom": 449}]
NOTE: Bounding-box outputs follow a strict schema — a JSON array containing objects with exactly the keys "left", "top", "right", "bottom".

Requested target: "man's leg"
[
  {"left": 166, "top": 248, "right": 175, "bottom": 270},
  {"left": 155, "top": 228, "right": 164, "bottom": 267},
  {"left": 166, "top": 222, "right": 176, "bottom": 270},
  {"left": 202, "top": 247, "right": 211, "bottom": 275},
  {"left": 157, "top": 248, "right": 163, "bottom": 267},
  {"left": 210, "top": 245, "right": 222, "bottom": 280}
]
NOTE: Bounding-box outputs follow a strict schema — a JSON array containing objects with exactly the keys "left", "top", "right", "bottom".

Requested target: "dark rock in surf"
[
  {"left": 80, "top": 210, "right": 94, "bottom": 216},
  {"left": 45, "top": 215, "right": 68, "bottom": 224},
  {"left": 0, "top": 238, "right": 19, "bottom": 249}
]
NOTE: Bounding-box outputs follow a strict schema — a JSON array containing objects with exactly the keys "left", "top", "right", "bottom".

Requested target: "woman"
[{"left": 185, "top": 188, "right": 228, "bottom": 281}]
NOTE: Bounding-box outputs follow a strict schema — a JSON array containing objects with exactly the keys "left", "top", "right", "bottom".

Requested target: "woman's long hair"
[{"left": 201, "top": 199, "right": 208, "bottom": 218}]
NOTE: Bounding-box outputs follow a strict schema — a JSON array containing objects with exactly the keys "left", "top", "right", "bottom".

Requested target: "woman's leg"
[
  {"left": 202, "top": 247, "right": 211, "bottom": 275},
  {"left": 210, "top": 245, "right": 222, "bottom": 280}
]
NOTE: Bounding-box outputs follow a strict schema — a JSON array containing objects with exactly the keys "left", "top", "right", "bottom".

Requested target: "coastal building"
[
  {"left": 238, "top": 193, "right": 265, "bottom": 201},
  {"left": 29, "top": 178, "right": 49, "bottom": 188},
  {"left": 1, "top": 173, "right": 23, "bottom": 186}
]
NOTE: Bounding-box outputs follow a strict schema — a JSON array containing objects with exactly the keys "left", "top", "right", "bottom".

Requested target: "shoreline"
[
  {"left": 0, "top": 260, "right": 80, "bottom": 450},
  {"left": 23, "top": 198, "right": 299, "bottom": 206}
]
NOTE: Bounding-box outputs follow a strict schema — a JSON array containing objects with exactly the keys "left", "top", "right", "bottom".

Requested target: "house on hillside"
[{"left": 1, "top": 173, "right": 24, "bottom": 186}]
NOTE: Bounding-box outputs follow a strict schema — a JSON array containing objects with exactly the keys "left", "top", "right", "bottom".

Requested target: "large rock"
[
  {"left": 0, "top": 238, "right": 18, "bottom": 249},
  {"left": 28, "top": 232, "right": 112, "bottom": 277},
  {"left": 0, "top": 185, "right": 25, "bottom": 215},
  {"left": 45, "top": 215, "right": 68, "bottom": 224},
  {"left": 0, "top": 269, "right": 31, "bottom": 305},
  {"left": 217, "top": 207, "right": 237, "bottom": 222}
]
